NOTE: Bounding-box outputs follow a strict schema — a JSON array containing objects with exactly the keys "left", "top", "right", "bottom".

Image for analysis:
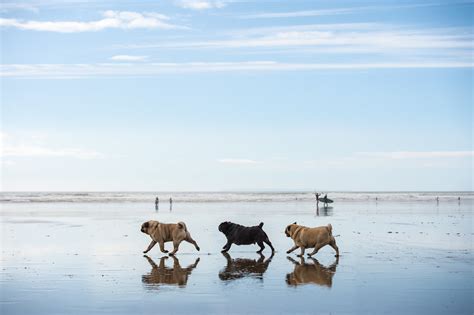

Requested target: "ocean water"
[
  {"left": 0, "top": 191, "right": 472, "bottom": 203},
  {"left": 0, "top": 193, "right": 473, "bottom": 314}
]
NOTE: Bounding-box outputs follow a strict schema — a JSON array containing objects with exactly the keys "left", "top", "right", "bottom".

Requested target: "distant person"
[
  {"left": 155, "top": 197, "right": 159, "bottom": 206},
  {"left": 169, "top": 197, "right": 173, "bottom": 211},
  {"left": 436, "top": 197, "right": 439, "bottom": 204}
]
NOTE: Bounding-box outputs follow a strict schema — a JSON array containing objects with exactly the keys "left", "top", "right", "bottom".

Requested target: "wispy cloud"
[
  {"left": 0, "top": 132, "right": 104, "bottom": 159},
  {"left": 175, "top": 0, "right": 226, "bottom": 10},
  {"left": 0, "top": 11, "right": 185, "bottom": 33},
  {"left": 119, "top": 23, "right": 473, "bottom": 62},
  {"left": 0, "top": 2, "right": 39, "bottom": 13},
  {"left": 1, "top": 61, "right": 472, "bottom": 78},
  {"left": 356, "top": 151, "right": 474, "bottom": 159},
  {"left": 241, "top": 1, "right": 474, "bottom": 19},
  {"left": 218, "top": 158, "right": 260, "bottom": 164},
  {"left": 110, "top": 55, "right": 148, "bottom": 62}
]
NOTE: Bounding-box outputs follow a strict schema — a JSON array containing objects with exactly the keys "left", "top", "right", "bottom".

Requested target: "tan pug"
[
  {"left": 285, "top": 222, "right": 339, "bottom": 257},
  {"left": 141, "top": 220, "right": 200, "bottom": 255}
]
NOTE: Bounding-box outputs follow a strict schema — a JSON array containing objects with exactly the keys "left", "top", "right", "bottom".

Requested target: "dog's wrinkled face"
[
  {"left": 285, "top": 222, "right": 297, "bottom": 237},
  {"left": 141, "top": 221, "right": 150, "bottom": 234},
  {"left": 218, "top": 221, "right": 230, "bottom": 234}
]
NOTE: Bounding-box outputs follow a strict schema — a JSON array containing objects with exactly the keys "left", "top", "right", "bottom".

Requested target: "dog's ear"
[{"left": 293, "top": 221, "right": 297, "bottom": 225}]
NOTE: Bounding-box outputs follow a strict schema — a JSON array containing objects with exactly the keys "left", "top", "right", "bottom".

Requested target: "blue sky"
[{"left": 0, "top": 0, "right": 472, "bottom": 191}]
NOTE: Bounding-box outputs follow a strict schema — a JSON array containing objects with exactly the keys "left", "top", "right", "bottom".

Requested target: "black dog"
[{"left": 218, "top": 221, "right": 275, "bottom": 253}]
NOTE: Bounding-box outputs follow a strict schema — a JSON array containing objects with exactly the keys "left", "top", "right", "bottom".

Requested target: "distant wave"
[{"left": 0, "top": 192, "right": 472, "bottom": 203}]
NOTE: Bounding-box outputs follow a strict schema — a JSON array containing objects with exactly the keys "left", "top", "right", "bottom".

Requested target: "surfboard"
[{"left": 319, "top": 197, "right": 333, "bottom": 204}]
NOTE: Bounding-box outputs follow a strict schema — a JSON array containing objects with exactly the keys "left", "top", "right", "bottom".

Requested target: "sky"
[{"left": 0, "top": 0, "right": 472, "bottom": 191}]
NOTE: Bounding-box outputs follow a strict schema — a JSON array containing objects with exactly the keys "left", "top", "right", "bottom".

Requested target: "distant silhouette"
[
  {"left": 142, "top": 255, "right": 199, "bottom": 289},
  {"left": 169, "top": 197, "right": 173, "bottom": 211},
  {"left": 286, "top": 256, "right": 338, "bottom": 288},
  {"left": 155, "top": 197, "right": 159, "bottom": 210}
]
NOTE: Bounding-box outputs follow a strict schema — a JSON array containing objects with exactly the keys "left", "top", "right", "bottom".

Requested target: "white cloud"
[
  {"left": 2, "top": 145, "right": 105, "bottom": 159},
  {"left": 0, "top": 132, "right": 105, "bottom": 159},
  {"left": 110, "top": 55, "right": 148, "bottom": 61},
  {"left": 241, "top": 2, "right": 474, "bottom": 19},
  {"left": 127, "top": 24, "right": 473, "bottom": 51},
  {"left": 1, "top": 61, "right": 472, "bottom": 78},
  {"left": 0, "top": 3, "right": 39, "bottom": 13},
  {"left": 218, "top": 158, "right": 260, "bottom": 164},
  {"left": 175, "top": 0, "right": 226, "bottom": 10},
  {"left": 0, "top": 11, "right": 184, "bottom": 33},
  {"left": 356, "top": 151, "right": 474, "bottom": 159}
]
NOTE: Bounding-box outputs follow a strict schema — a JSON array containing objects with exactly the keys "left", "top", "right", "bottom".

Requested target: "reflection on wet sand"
[
  {"left": 286, "top": 256, "right": 338, "bottom": 288},
  {"left": 142, "top": 255, "right": 200, "bottom": 289},
  {"left": 316, "top": 206, "right": 333, "bottom": 216},
  {"left": 219, "top": 252, "right": 273, "bottom": 281}
]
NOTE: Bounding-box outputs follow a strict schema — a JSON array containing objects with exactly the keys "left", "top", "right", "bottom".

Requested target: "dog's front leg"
[
  {"left": 169, "top": 240, "right": 181, "bottom": 256},
  {"left": 221, "top": 240, "right": 232, "bottom": 253},
  {"left": 286, "top": 245, "right": 298, "bottom": 254},
  {"left": 143, "top": 240, "right": 157, "bottom": 253},
  {"left": 297, "top": 247, "right": 305, "bottom": 257},
  {"left": 159, "top": 241, "right": 168, "bottom": 253}
]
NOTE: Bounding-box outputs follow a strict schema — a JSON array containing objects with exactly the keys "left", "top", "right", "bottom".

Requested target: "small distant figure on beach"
[
  {"left": 169, "top": 197, "right": 173, "bottom": 211},
  {"left": 315, "top": 192, "right": 321, "bottom": 214},
  {"left": 436, "top": 196, "right": 439, "bottom": 204},
  {"left": 458, "top": 196, "right": 461, "bottom": 204},
  {"left": 155, "top": 197, "right": 159, "bottom": 210},
  {"left": 315, "top": 192, "right": 321, "bottom": 203}
]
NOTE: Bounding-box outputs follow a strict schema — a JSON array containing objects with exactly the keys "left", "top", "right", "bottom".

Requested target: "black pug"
[{"left": 218, "top": 221, "right": 275, "bottom": 253}]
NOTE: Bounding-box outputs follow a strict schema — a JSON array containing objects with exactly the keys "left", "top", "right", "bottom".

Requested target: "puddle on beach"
[{"left": 1, "top": 201, "right": 472, "bottom": 314}]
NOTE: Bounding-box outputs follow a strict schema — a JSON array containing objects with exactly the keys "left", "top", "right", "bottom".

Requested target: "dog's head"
[
  {"left": 285, "top": 222, "right": 298, "bottom": 237},
  {"left": 141, "top": 220, "right": 158, "bottom": 235},
  {"left": 218, "top": 221, "right": 232, "bottom": 234}
]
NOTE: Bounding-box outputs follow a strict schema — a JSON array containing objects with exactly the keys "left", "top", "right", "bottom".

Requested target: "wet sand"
[{"left": 1, "top": 200, "right": 472, "bottom": 314}]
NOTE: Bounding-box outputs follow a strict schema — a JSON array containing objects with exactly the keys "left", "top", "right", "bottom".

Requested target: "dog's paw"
[
  {"left": 286, "top": 250, "right": 291, "bottom": 254},
  {"left": 196, "top": 246, "right": 200, "bottom": 251},
  {"left": 221, "top": 249, "right": 228, "bottom": 253},
  {"left": 168, "top": 252, "right": 176, "bottom": 256},
  {"left": 161, "top": 250, "right": 169, "bottom": 253},
  {"left": 143, "top": 250, "right": 148, "bottom": 254}
]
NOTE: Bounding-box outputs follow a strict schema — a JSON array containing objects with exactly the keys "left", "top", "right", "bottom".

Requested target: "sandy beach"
[{"left": 0, "top": 192, "right": 472, "bottom": 314}]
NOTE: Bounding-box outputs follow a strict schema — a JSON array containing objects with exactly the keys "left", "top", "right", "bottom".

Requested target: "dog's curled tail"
[
  {"left": 177, "top": 222, "right": 187, "bottom": 231},
  {"left": 258, "top": 222, "right": 264, "bottom": 228},
  {"left": 326, "top": 223, "right": 333, "bottom": 235}
]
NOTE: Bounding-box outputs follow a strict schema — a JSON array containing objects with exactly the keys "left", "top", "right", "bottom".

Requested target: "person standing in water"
[
  {"left": 155, "top": 197, "right": 159, "bottom": 210},
  {"left": 169, "top": 197, "right": 173, "bottom": 211}
]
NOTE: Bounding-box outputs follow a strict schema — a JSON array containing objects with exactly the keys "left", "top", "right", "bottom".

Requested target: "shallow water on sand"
[{"left": 1, "top": 200, "right": 472, "bottom": 314}]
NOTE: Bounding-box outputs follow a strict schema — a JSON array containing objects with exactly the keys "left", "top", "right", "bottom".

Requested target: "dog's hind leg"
[
  {"left": 264, "top": 238, "right": 275, "bottom": 252},
  {"left": 308, "top": 243, "right": 326, "bottom": 256},
  {"left": 256, "top": 241, "right": 265, "bottom": 253},
  {"left": 329, "top": 238, "right": 340, "bottom": 257},
  {"left": 185, "top": 233, "right": 200, "bottom": 251}
]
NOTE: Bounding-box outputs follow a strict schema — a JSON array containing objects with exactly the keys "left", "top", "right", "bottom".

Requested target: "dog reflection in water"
[
  {"left": 286, "top": 256, "right": 338, "bottom": 288},
  {"left": 219, "top": 252, "right": 273, "bottom": 281},
  {"left": 142, "top": 255, "right": 200, "bottom": 289}
]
